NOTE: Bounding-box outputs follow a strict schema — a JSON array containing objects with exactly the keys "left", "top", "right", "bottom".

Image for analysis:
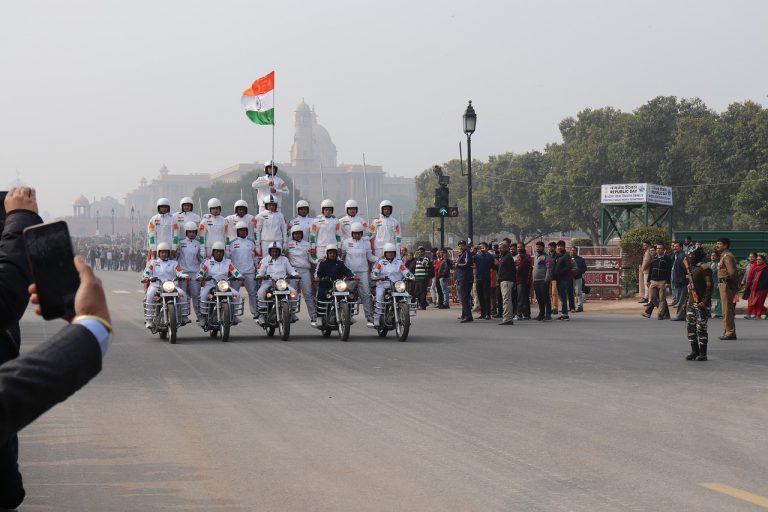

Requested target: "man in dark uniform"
[
  {"left": 455, "top": 241, "right": 474, "bottom": 323},
  {"left": 715, "top": 237, "right": 738, "bottom": 340},
  {"left": 683, "top": 246, "right": 713, "bottom": 361}
]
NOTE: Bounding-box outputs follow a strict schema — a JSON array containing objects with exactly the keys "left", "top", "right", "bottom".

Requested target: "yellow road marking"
[{"left": 701, "top": 483, "right": 768, "bottom": 509}]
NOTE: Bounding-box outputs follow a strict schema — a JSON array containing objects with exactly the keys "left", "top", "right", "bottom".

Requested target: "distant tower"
[
  {"left": 290, "top": 100, "right": 338, "bottom": 170},
  {"left": 159, "top": 164, "right": 169, "bottom": 177},
  {"left": 73, "top": 195, "right": 91, "bottom": 217}
]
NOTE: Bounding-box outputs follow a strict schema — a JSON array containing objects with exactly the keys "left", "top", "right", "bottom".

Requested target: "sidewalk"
[{"left": 585, "top": 297, "right": 753, "bottom": 316}]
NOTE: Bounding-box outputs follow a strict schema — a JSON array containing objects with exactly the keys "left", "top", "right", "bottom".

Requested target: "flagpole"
[
  {"left": 362, "top": 153, "right": 370, "bottom": 222},
  {"left": 320, "top": 163, "right": 326, "bottom": 198},
  {"left": 271, "top": 71, "right": 275, "bottom": 166}
]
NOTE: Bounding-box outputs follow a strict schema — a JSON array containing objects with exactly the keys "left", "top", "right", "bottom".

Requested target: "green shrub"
[{"left": 571, "top": 238, "right": 593, "bottom": 247}]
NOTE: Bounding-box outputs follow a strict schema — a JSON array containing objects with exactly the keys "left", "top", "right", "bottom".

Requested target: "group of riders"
[{"left": 142, "top": 160, "right": 415, "bottom": 333}]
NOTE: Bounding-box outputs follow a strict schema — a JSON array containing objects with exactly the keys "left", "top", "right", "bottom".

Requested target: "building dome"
[
  {"left": 296, "top": 100, "right": 311, "bottom": 112},
  {"left": 74, "top": 195, "right": 90, "bottom": 206}
]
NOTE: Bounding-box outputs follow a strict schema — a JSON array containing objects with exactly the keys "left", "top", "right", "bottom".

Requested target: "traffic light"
[{"left": 434, "top": 187, "right": 449, "bottom": 208}]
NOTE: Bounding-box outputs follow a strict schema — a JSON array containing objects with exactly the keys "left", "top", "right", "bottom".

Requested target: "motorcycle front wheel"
[
  {"left": 396, "top": 302, "right": 410, "bottom": 342},
  {"left": 338, "top": 302, "right": 351, "bottom": 341},
  {"left": 167, "top": 303, "right": 177, "bottom": 344},
  {"left": 279, "top": 301, "right": 291, "bottom": 341},
  {"left": 220, "top": 302, "right": 231, "bottom": 342}
]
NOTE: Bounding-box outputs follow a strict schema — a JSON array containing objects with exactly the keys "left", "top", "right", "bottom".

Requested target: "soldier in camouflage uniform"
[{"left": 684, "top": 246, "right": 713, "bottom": 361}]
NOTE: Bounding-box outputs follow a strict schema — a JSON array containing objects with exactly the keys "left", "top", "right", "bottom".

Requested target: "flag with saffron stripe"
[{"left": 242, "top": 71, "right": 274, "bottom": 125}]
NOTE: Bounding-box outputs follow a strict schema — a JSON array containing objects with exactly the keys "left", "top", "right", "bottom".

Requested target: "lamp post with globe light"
[{"left": 463, "top": 100, "right": 477, "bottom": 244}]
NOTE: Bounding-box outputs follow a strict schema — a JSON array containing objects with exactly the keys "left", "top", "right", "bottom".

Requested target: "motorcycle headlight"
[
  {"left": 276, "top": 278, "right": 288, "bottom": 291},
  {"left": 334, "top": 279, "right": 348, "bottom": 292},
  {"left": 217, "top": 280, "right": 230, "bottom": 292},
  {"left": 162, "top": 281, "right": 176, "bottom": 293},
  {"left": 394, "top": 280, "right": 406, "bottom": 293}
]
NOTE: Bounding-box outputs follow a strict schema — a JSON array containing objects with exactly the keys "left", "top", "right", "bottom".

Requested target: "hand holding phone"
[{"left": 4, "top": 187, "right": 38, "bottom": 215}]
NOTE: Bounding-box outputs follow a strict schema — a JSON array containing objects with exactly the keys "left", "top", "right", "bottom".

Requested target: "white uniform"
[
  {"left": 339, "top": 214, "right": 368, "bottom": 242},
  {"left": 225, "top": 213, "right": 255, "bottom": 243},
  {"left": 197, "top": 257, "right": 242, "bottom": 310},
  {"left": 174, "top": 211, "right": 201, "bottom": 244},
  {"left": 176, "top": 237, "right": 203, "bottom": 318},
  {"left": 252, "top": 175, "right": 290, "bottom": 212},
  {"left": 286, "top": 239, "right": 317, "bottom": 319},
  {"left": 341, "top": 237, "right": 377, "bottom": 322},
  {"left": 143, "top": 258, "right": 188, "bottom": 320},
  {"left": 288, "top": 215, "right": 314, "bottom": 243},
  {"left": 147, "top": 213, "right": 179, "bottom": 256},
  {"left": 310, "top": 216, "right": 341, "bottom": 252},
  {"left": 228, "top": 237, "right": 259, "bottom": 316},
  {"left": 371, "top": 257, "right": 414, "bottom": 325},
  {"left": 199, "top": 214, "right": 228, "bottom": 258},
  {"left": 254, "top": 210, "right": 288, "bottom": 257},
  {"left": 256, "top": 255, "right": 298, "bottom": 302},
  {"left": 369, "top": 216, "right": 402, "bottom": 258}
]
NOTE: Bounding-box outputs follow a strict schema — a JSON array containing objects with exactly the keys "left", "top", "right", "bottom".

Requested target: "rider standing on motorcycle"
[
  {"left": 369, "top": 200, "right": 402, "bottom": 258},
  {"left": 342, "top": 222, "right": 377, "bottom": 328},
  {"left": 228, "top": 221, "right": 259, "bottom": 319},
  {"left": 255, "top": 242, "right": 300, "bottom": 325},
  {"left": 147, "top": 198, "right": 179, "bottom": 258},
  {"left": 314, "top": 244, "right": 356, "bottom": 327},
  {"left": 310, "top": 200, "right": 341, "bottom": 260},
  {"left": 288, "top": 199, "right": 313, "bottom": 242},
  {"left": 199, "top": 198, "right": 228, "bottom": 259},
  {"left": 286, "top": 225, "right": 317, "bottom": 325},
  {"left": 339, "top": 199, "right": 368, "bottom": 241},
  {"left": 197, "top": 241, "right": 243, "bottom": 325},
  {"left": 254, "top": 194, "right": 288, "bottom": 258},
  {"left": 174, "top": 197, "right": 201, "bottom": 245},
  {"left": 371, "top": 243, "right": 414, "bottom": 327},
  {"left": 176, "top": 222, "right": 204, "bottom": 322},
  {"left": 226, "top": 200, "right": 255, "bottom": 243},
  {"left": 142, "top": 242, "right": 189, "bottom": 329},
  {"left": 252, "top": 160, "right": 290, "bottom": 212}
]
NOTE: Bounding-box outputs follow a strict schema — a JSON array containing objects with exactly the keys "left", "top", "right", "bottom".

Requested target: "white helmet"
[
  {"left": 179, "top": 197, "right": 194, "bottom": 209},
  {"left": 183, "top": 221, "right": 198, "bottom": 232},
  {"left": 290, "top": 225, "right": 304, "bottom": 237},
  {"left": 156, "top": 197, "right": 171, "bottom": 209},
  {"left": 320, "top": 199, "right": 334, "bottom": 210},
  {"left": 325, "top": 243, "right": 338, "bottom": 256},
  {"left": 208, "top": 198, "right": 222, "bottom": 210},
  {"left": 234, "top": 199, "right": 248, "bottom": 212},
  {"left": 383, "top": 242, "right": 397, "bottom": 254},
  {"left": 350, "top": 222, "right": 364, "bottom": 233},
  {"left": 264, "top": 160, "right": 278, "bottom": 173},
  {"left": 345, "top": 199, "right": 358, "bottom": 210},
  {"left": 296, "top": 199, "right": 309, "bottom": 210},
  {"left": 157, "top": 242, "right": 171, "bottom": 252},
  {"left": 264, "top": 194, "right": 278, "bottom": 208},
  {"left": 211, "top": 241, "right": 226, "bottom": 251},
  {"left": 380, "top": 199, "right": 393, "bottom": 212},
  {"left": 267, "top": 241, "right": 282, "bottom": 253},
  {"left": 235, "top": 221, "right": 248, "bottom": 231}
]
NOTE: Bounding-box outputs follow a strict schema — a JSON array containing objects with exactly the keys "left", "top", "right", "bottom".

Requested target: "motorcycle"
[
  {"left": 373, "top": 278, "right": 416, "bottom": 341},
  {"left": 256, "top": 276, "right": 301, "bottom": 340},
  {"left": 199, "top": 277, "right": 243, "bottom": 342},
  {"left": 143, "top": 277, "right": 190, "bottom": 344},
  {"left": 314, "top": 277, "right": 359, "bottom": 341}
]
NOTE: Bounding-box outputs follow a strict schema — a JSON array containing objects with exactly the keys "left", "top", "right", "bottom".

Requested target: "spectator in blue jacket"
[
  {"left": 569, "top": 247, "right": 588, "bottom": 312},
  {"left": 455, "top": 241, "right": 474, "bottom": 323},
  {"left": 474, "top": 242, "right": 496, "bottom": 320}
]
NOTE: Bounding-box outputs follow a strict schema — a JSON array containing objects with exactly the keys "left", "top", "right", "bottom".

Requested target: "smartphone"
[
  {"left": 23, "top": 221, "right": 80, "bottom": 320},
  {"left": 0, "top": 191, "right": 7, "bottom": 224}
]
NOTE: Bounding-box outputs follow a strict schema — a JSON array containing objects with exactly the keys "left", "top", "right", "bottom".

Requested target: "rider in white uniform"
[
  {"left": 310, "top": 199, "right": 341, "bottom": 259},
  {"left": 252, "top": 160, "right": 290, "bottom": 212},
  {"left": 143, "top": 242, "right": 189, "bottom": 328},
  {"left": 147, "top": 198, "right": 179, "bottom": 258},
  {"left": 341, "top": 222, "right": 377, "bottom": 327},
  {"left": 255, "top": 242, "right": 300, "bottom": 324},
  {"left": 285, "top": 225, "right": 317, "bottom": 323},
  {"left": 288, "top": 199, "right": 314, "bottom": 243},
  {"left": 371, "top": 243, "right": 414, "bottom": 326},
  {"left": 174, "top": 197, "right": 201, "bottom": 245},
  {"left": 225, "top": 199, "right": 255, "bottom": 244},
  {"left": 369, "top": 199, "right": 402, "bottom": 258},
  {"left": 176, "top": 221, "right": 204, "bottom": 321},
  {"left": 199, "top": 198, "right": 228, "bottom": 259},
  {"left": 254, "top": 194, "right": 288, "bottom": 257},
  {"left": 197, "top": 241, "right": 243, "bottom": 325},
  {"left": 228, "top": 221, "right": 259, "bottom": 318},
  {"left": 339, "top": 199, "right": 369, "bottom": 241}
]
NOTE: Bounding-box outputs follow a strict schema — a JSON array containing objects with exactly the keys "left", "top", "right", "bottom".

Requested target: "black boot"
[
  {"left": 685, "top": 342, "right": 700, "bottom": 360},
  {"left": 695, "top": 343, "right": 707, "bottom": 361}
]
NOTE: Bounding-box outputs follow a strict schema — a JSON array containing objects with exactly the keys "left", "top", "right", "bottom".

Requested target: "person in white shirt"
[
  {"left": 252, "top": 160, "right": 290, "bottom": 212},
  {"left": 197, "top": 241, "right": 242, "bottom": 325},
  {"left": 339, "top": 199, "right": 368, "bottom": 241},
  {"left": 371, "top": 243, "right": 415, "bottom": 326},
  {"left": 285, "top": 225, "right": 317, "bottom": 323},
  {"left": 228, "top": 221, "right": 259, "bottom": 318},
  {"left": 147, "top": 198, "right": 179, "bottom": 258},
  {"left": 142, "top": 243, "right": 189, "bottom": 328},
  {"left": 254, "top": 194, "right": 288, "bottom": 257},
  {"left": 310, "top": 199, "right": 341, "bottom": 259},
  {"left": 225, "top": 200, "right": 255, "bottom": 244},
  {"left": 255, "top": 243, "right": 300, "bottom": 324},
  {"left": 288, "top": 199, "right": 313, "bottom": 244},
  {"left": 176, "top": 222, "right": 204, "bottom": 321},
  {"left": 174, "top": 197, "right": 201, "bottom": 245},
  {"left": 369, "top": 199, "right": 402, "bottom": 258},
  {"left": 341, "top": 222, "right": 377, "bottom": 327},
  {"left": 199, "top": 198, "right": 228, "bottom": 259}
]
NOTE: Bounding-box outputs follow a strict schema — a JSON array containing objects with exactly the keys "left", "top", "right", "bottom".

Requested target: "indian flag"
[{"left": 241, "top": 71, "right": 274, "bottom": 125}]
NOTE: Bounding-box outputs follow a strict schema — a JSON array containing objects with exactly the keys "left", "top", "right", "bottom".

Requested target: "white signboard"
[{"left": 601, "top": 183, "right": 673, "bottom": 206}]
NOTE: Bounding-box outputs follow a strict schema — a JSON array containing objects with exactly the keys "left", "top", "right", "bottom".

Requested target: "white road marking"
[{"left": 112, "top": 290, "right": 130, "bottom": 294}]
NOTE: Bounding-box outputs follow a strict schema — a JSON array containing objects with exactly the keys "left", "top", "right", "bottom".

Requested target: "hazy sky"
[{"left": 1, "top": 0, "right": 766, "bottom": 216}]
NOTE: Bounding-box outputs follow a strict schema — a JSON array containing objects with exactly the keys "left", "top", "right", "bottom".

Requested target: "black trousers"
[
  {"left": 567, "top": 280, "right": 576, "bottom": 310},
  {"left": 476, "top": 279, "right": 490, "bottom": 318},
  {"left": 414, "top": 280, "right": 428, "bottom": 309},
  {"left": 458, "top": 280, "right": 473, "bottom": 320},
  {"left": 516, "top": 282, "right": 531, "bottom": 317},
  {"left": 496, "top": 286, "right": 503, "bottom": 316},
  {"left": 533, "top": 280, "right": 551, "bottom": 319},
  {"left": 0, "top": 340, "right": 25, "bottom": 509}
]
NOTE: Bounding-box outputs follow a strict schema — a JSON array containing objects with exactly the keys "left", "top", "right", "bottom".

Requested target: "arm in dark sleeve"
[
  {"left": 0, "top": 210, "right": 44, "bottom": 331},
  {"left": 0, "top": 324, "right": 102, "bottom": 444}
]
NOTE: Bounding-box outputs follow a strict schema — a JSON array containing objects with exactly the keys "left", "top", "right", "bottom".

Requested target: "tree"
[{"left": 733, "top": 165, "right": 768, "bottom": 229}]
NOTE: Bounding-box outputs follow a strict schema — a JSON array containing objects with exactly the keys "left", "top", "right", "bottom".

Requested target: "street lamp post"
[
  {"left": 130, "top": 206, "right": 135, "bottom": 249},
  {"left": 463, "top": 100, "right": 477, "bottom": 244},
  {"left": 96, "top": 210, "right": 100, "bottom": 235},
  {"left": 111, "top": 208, "right": 115, "bottom": 236}
]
